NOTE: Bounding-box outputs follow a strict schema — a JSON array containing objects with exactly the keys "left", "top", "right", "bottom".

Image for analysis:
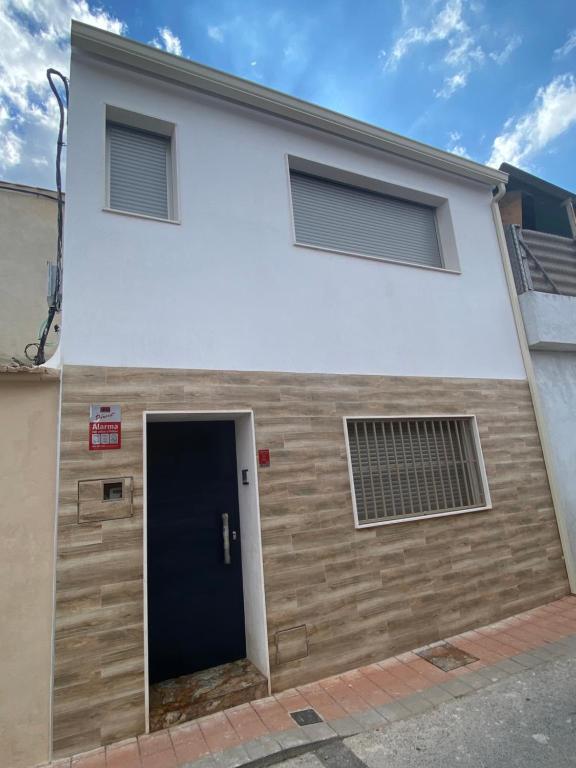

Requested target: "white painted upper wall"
[{"left": 62, "top": 53, "right": 526, "bottom": 380}]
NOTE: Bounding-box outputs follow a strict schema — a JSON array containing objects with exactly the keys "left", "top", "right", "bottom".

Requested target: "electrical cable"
[{"left": 30, "top": 68, "right": 69, "bottom": 365}]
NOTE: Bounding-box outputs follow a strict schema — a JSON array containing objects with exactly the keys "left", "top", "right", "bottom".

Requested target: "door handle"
[{"left": 222, "top": 512, "right": 231, "bottom": 565}]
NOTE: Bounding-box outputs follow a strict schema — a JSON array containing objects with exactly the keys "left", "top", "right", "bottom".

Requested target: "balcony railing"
[{"left": 506, "top": 225, "right": 576, "bottom": 296}]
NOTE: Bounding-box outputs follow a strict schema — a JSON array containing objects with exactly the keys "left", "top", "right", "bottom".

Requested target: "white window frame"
[
  {"left": 103, "top": 104, "right": 180, "bottom": 224},
  {"left": 343, "top": 414, "right": 492, "bottom": 528},
  {"left": 285, "top": 155, "right": 461, "bottom": 273}
]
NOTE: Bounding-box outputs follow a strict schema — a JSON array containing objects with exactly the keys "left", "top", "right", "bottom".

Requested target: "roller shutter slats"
[
  {"left": 108, "top": 123, "right": 169, "bottom": 219},
  {"left": 291, "top": 171, "right": 442, "bottom": 268}
]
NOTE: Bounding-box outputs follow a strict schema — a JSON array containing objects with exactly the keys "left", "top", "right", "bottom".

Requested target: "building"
[
  {"left": 499, "top": 163, "right": 576, "bottom": 588},
  {"left": 0, "top": 365, "right": 59, "bottom": 768},
  {"left": 0, "top": 180, "right": 60, "bottom": 363},
  {"left": 50, "top": 21, "right": 571, "bottom": 759},
  {"left": 0, "top": 184, "right": 61, "bottom": 768}
]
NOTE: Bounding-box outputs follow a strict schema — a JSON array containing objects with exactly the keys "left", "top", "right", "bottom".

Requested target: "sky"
[{"left": 1, "top": 0, "right": 575, "bottom": 192}]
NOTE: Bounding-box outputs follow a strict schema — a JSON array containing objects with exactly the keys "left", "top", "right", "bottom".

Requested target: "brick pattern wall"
[{"left": 53, "top": 365, "right": 569, "bottom": 756}]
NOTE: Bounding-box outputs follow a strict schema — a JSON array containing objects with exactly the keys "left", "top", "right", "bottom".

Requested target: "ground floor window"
[{"left": 345, "top": 415, "right": 490, "bottom": 526}]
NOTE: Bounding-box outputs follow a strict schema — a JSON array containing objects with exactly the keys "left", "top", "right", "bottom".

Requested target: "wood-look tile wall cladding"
[{"left": 53, "top": 365, "right": 569, "bottom": 756}]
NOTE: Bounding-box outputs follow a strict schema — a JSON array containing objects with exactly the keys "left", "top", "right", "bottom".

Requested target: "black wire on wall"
[{"left": 27, "top": 68, "right": 69, "bottom": 366}]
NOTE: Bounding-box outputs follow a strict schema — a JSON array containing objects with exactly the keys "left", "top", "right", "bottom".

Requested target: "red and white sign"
[
  {"left": 89, "top": 404, "right": 121, "bottom": 451},
  {"left": 258, "top": 448, "right": 270, "bottom": 467}
]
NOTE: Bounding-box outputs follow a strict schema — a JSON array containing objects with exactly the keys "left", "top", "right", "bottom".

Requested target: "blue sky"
[{"left": 1, "top": 0, "right": 575, "bottom": 191}]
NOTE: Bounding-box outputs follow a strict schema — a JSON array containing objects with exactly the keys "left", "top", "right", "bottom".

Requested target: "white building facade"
[{"left": 50, "top": 22, "right": 570, "bottom": 759}]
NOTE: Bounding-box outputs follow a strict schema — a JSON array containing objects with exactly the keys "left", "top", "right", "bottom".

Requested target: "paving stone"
[
  {"left": 549, "top": 637, "right": 575, "bottom": 651},
  {"left": 274, "top": 728, "right": 311, "bottom": 749},
  {"left": 351, "top": 709, "right": 387, "bottom": 730},
  {"left": 242, "top": 735, "right": 283, "bottom": 761},
  {"left": 438, "top": 678, "right": 475, "bottom": 697},
  {"left": 400, "top": 693, "right": 435, "bottom": 716},
  {"left": 538, "top": 642, "right": 566, "bottom": 659},
  {"left": 493, "top": 658, "right": 528, "bottom": 675},
  {"left": 459, "top": 672, "right": 488, "bottom": 690},
  {"left": 327, "top": 717, "right": 361, "bottom": 737},
  {"left": 301, "top": 722, "right": 337, "bottom": 742},
  {"left": 182, "top": 757, "right": 217, "bottom": 768},
  {"left": 419, "top": 685, "right": 455, "bottom": 705},
  {"left": 375, "top": 701, "right": 412, "bottom": 722},
  {"left": 211, "top": 745, "right": 251, "bottom": 768},
  {"left": 476, "top": 667, "right": 509, "bottom": 684},
  {"left": 511, "top": 653, "right": 543, "bottom": 669},
  {"left": 545, "top": 641, "right": 572, "bottom": 655},
  {"left": 523, "top": 646, "right": 557, "bottom": 662}
]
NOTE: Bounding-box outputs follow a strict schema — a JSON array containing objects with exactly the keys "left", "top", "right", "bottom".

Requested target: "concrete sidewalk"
[{"left": 41, "top": 595, "right": 576, "bottom": 768}]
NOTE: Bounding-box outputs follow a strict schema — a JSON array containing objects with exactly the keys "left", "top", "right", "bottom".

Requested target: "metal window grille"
[
  {"left": 107, "top": 122, "right": 171, "bottom": 219},
  {"left": 290, "top": 171, "right": 442, "bottom": 268},
  {"left": 346, "top": 417, "right": 486, "bottom": 525}
]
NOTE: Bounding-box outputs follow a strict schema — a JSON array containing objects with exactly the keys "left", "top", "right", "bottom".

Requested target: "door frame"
[{"left": 142, "top": 410, "right": 270, "bottom": 732}]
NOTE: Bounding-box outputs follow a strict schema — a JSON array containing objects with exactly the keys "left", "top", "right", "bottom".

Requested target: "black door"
[{"left": 147, "top": 420, "right": 245, "bottom": 685}]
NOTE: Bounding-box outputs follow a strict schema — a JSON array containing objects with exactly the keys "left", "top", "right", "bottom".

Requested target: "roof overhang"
[
  {"left": 499, "top": 163, "right": 575, "bottom": 202},
  {"left": 71, "top": 21, "right": 507, "bottom": 189}
]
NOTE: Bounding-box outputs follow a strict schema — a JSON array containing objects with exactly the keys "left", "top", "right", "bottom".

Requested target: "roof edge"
[
  {"left": 499, "top": 163, "right": 575, "bottom": 201},
  {"left": 0, "top": 180, "right": 59, "bottom": 199},
  {"left": 0, "top": 364, "right": 61, "bottom": 379},
  {"left": 71, "top": 21, "right": 507, "bottom": 188}
]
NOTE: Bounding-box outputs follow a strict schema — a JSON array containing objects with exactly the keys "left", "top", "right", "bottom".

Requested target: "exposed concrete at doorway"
[{"left": 52, "top": 365, "right": 569, "bottom": 758}]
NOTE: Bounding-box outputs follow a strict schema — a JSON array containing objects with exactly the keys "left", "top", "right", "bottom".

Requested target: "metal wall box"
[
  {"left": 275, "top": 625, "right": 308, "bottom": 664},
  {"left": 77, "top": 476, "right": 133, "bottom": 523}
]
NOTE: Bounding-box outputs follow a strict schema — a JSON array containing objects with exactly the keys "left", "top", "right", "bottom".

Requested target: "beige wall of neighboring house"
[
  {"left": 0, "top": 368, "right": 60, "bottom": 768},
  {"left": 0, "top": 182, "right": 60, "bottom": 363}
]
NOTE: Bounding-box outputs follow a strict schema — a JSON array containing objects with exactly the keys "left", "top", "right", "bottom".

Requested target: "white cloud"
[
  {"left": 446, "top": 130, "right": 470, "bottom": 157},
  {"left": 554, "top": 30, "right": 576, "bottom": 58},
  {"left": 151, "top": 26, "right": 182, "bottom": 56},
  {"left": 435, "top": 71, "right": 467, "bottom": 98},
  {"left": 207, "top": 25, "right": 224, "bottom": 43},
  {"left": 0, "top": 129, "right": 22, "bottom": 169},
  {"left": 0, "top": 0, "right": 126, "bottom": 186},
  {"left": 382, "top": 1, "right": 521, "bottom": 100},
  {"left": 488, "top": 74, "right": 576, "bottom": 167},
  {"left": 383, "top": 0, "right": 468, "bottom": 71},
  {"left": 489, "top": 34, "right": 522, "bottom": 65}
]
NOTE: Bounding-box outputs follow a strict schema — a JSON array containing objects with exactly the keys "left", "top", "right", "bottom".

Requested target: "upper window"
[
  {"left": 290, "top": 171, "right": 442, "bottom": 268},
  {"left": 106, "top": 122, "right": 172, "bottom": 220},
  {"left": 345, "top": 416, "right": 489, "bottom": 527}
]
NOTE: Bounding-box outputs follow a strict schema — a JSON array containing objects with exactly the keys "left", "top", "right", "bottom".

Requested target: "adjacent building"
[
  {"left": 0, "top": 181, "right": 61, "bottom": 768},
  {"left": 49, "top": 21, "right": 571, "bottom": 758},
  {"left": 499, "top": 163, "right": 576, "bottom": 585},
  {"left": 0, "top": 180, "right": 60, "bottom": 363}
]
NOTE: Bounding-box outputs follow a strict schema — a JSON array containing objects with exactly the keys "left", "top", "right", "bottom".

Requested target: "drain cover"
[
  {"left": 290, "top": 708, "right": 323, "bottom": 726},
  {"left": 416, "top": 642, "right": 478, "bottom": 672}
]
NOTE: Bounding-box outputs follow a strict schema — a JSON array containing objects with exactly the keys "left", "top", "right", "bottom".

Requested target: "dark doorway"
[{"left": 147, "top": 419, "right": 246, "bottom": 685}]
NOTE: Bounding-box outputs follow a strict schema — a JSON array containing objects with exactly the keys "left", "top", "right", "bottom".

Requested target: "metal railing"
[{"left": 506, "top": 225, "right": 576, "bottom": 296}]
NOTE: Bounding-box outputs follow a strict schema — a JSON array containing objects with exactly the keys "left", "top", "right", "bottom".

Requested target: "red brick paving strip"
[
  {"left": 295, "top": 683, "right": 348, "bottom": 721},
  {"left": 169, "top": 722, "right": 210, "bottom": 764},
  {"left": 197, "top": 711, "right": 240, "bottom": 753},
  {"left": 225, "top": 703, "right": 270, "bottom": 741}
]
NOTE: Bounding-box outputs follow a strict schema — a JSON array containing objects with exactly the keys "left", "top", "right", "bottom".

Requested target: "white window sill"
[
  {"left": 103, "top": 207, "right": 180, "bottom": 225},
  {"left": 355, "top": 504, "right": 492, "bottom": 529},
  {"left": 293, "top": 241, "right": 461, "bottom": 275}
]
